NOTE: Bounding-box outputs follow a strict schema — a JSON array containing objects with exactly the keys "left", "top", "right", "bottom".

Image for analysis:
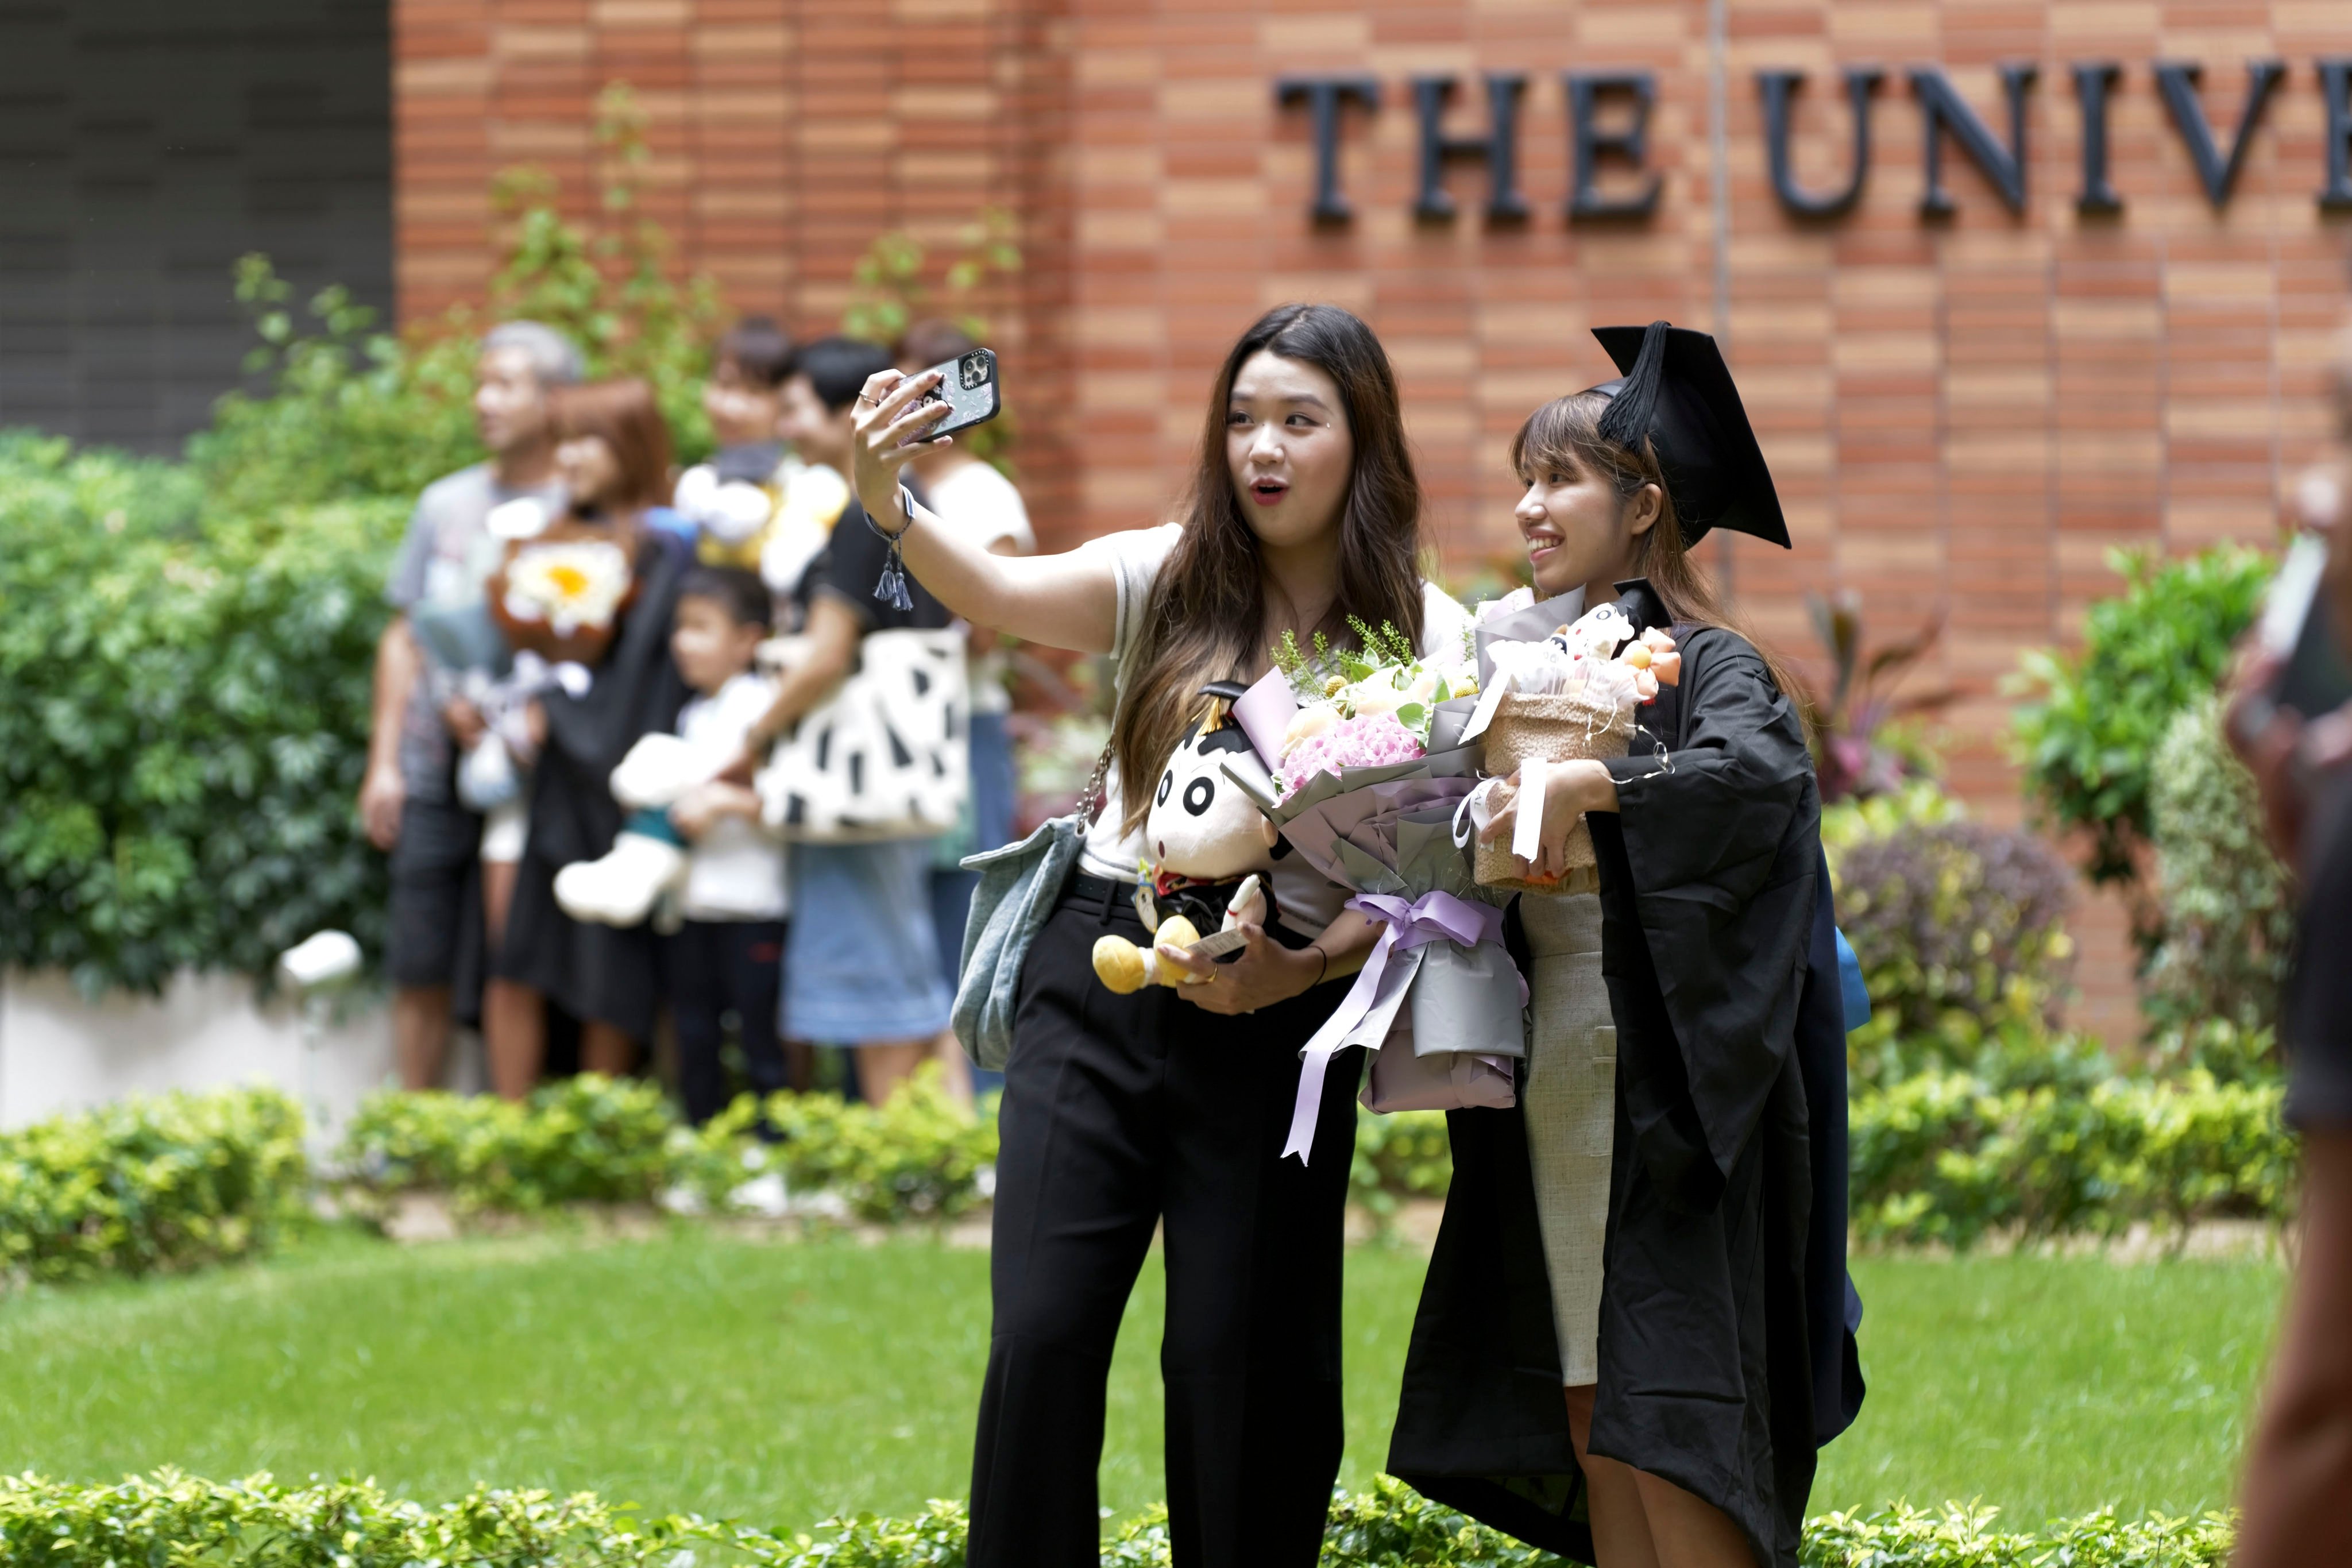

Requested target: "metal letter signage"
[
  {"left": 1565, "top": 71, "right": 1662, "bottom": 219},
  {"left": 1281, "top": 63, "right": 2352, "bottom": 222},
  {"left": 1275, "top": 76, "right": 1380, "bottom": 222},
  {"left": 1910, "top": 64, "right": 2036, "bottom": 215},
  {"left": 1758, "top": 66, "right": 1882, "bottom": 218},
  {"left": 2073, "top": 62, "right": 2124, "bottom": 214},
  {"left": 1412, "top": 74, "right": 1531, "bottom": 221},
  {"left": 2156, "top": 60, "right": 2285, "bottom": 207}
]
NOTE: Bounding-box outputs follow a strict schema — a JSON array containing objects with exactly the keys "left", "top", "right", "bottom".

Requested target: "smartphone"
[{"left": 909, "top": 346, "right": 1001, "bottom": 442}]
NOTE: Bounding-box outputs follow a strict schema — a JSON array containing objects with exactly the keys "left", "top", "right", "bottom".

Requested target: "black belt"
[{"left": 1062, "top": 868, "right": 1312, "bottom": 951}]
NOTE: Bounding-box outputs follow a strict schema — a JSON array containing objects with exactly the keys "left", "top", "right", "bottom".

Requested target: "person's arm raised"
[{"left": 849, "top": 367, "right": 1120, "bottom": 654}]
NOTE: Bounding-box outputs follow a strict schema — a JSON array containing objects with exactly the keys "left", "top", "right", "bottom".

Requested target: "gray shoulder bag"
[{"left": 949, "top": 735, "right": 1116, "bottom": 1071}]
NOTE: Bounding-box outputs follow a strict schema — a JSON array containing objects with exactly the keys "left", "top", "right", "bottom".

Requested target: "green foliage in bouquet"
[
  {"left": 2010, "top": 544, "right": 2273, "bottom": 886},
  {"left": 0, "top": 435, "right": 405, "bottom": 994},
  {"left": 2141, "top": 694, "right": 2295, "bottom": 1078},
  {"left": 0, "top": 1088, "right": 307, "bottom": 1287},
  {"left": 0, "top": 1472, "right": 2239, "bottom": 1567}
]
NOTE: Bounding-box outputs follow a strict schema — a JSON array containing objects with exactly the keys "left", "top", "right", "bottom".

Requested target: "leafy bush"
[
  {"left": 0, "top": 437, "right": 404, "bottom": 994},
  {"left": 1823, "top": 784, "right": 2079, "bottom": 1087},
  {"left": 2141, "top": 695, "right": 2295, "bottom": 1073},
  {"left": 1848, "top": 1069, "right": 2295, "bottom": 1248},
  {"left": 0, "top": 1088, "right": 307, "bottom": 1287},
  {"left": 0, "top": 1472, "right": 2237, "bottom": 1567},
  {"left": 338, "top": 1071, "right": 999, "bottom": 1226},
  {"left": 1350, "top": 1107, "right": 1454, "bottom": 1227},
  {"left": 337, "top": 1075, "right": 682, "bottom": 1215},
  {"left": 2011, "top": 544, "right": 2273, "bottom": 886}
]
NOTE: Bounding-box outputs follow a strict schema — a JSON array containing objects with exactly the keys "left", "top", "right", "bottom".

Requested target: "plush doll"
[
  {"left": 551, "top": 732, "right": 716, "bottom": 927},
  {"left": 1091, "top": 683, "right": 1284, "bottom": 995}
]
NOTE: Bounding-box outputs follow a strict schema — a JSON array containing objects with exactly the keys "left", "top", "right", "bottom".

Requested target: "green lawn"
[{"left": 0, "top": 1229, "right": 2282, "bottom": 1533}]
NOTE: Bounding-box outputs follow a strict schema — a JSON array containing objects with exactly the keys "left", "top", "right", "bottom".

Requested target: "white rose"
[{"left": 1281, "top": 702, "right": 1341, "bottom": 756}]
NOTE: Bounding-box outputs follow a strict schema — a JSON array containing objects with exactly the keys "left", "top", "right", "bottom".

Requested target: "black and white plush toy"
[{"left": 1092, "top": 682, "right": 1285, "bottom": 995}]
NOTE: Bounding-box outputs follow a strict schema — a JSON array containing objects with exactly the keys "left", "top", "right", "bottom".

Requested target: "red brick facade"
[{"left": 395, "top": 1, "right": 2352, "bottom": 1040}]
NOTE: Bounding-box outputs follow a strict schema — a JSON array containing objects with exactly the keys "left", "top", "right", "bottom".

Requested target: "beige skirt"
[{"left": 1519, "top": 891, "right": 1616, "bottom": 1387}]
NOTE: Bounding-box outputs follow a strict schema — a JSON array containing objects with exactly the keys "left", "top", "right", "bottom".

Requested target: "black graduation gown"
[
  {"left": 1388, "top": 627, "right": 1826, "bottom": 1568},
  {"left": 497, "top": 529, "right": 693, "bottom": 1040}
]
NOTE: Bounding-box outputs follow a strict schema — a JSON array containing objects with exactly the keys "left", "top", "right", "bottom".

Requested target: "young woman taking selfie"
[
  {"left": 1389, "top": 325, "right": 1832, "bottom": 1568},
  {"left": 844, "top": 305, "right": 1469, "bottom": 1568}
]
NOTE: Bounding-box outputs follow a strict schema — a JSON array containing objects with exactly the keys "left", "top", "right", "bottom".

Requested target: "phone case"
[{"left": 916, "top": 347, "right": 1000, "bottom": 438}]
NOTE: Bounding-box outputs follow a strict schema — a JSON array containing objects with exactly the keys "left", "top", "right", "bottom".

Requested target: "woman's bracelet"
[
  {"left": 1306, "top": 943, "right": 1329, "bottom": 987},
  {"left": 864, "top": 484, "right": 919, "bottom": 612}
]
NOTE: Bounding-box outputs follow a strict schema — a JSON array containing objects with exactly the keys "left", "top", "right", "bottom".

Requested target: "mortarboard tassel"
[{"left": 1595, "top": 319, "right": 1671, "bottom": 453}]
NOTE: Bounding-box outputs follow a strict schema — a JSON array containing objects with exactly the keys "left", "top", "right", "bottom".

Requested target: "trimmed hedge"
[
  {"left": 0, "top": 1087, "right": 308, "bottom": 1287},
  {"left": 1850, "top": 1070, "right": 2295, "bottom": 1248},
  {"left": 0, "top": 1472, "right": 2235, "bottom": 1567}
]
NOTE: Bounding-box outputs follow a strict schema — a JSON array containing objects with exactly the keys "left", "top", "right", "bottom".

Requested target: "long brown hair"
[
  {"left": 1112, "top": 304, "right": 1427, "bottom": 828},
  {"left": 551, "top": 379, "right": 674, "bottom": 513},
  {"left": 1509, "top": 389, "right": 1811, "bottom": 719}
]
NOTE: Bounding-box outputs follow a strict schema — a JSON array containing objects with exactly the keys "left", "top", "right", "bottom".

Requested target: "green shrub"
[
  {"left": 1350, "top": 1107, "right": 1454, "bottom": 1226},
  {"left": 0, "top": 1088, "right": 308, "bottom": 1287},
  {"left": 1822, "top": 784, "right": 2081, "bottom": 1087},
  {"left": 0, "top": 436, "right": 405, "bottom": 995},
  {"left": 1848, "top": 1070, "right": 2295, "bottom": 1248},
  {"left": 339, "top": 1075, "right": 696, "bottom": 1215},
  {"left": 337, "top": 1071, "right": 1000, "bottom": 1226},
  {"left": 0, "top": 1472, "right": 2237, "bottom": 1567},
  {"left": 2011, "top": 543, "right": 2273, "bottom": 886},
  {"left": 2142, "top": 695, "right": 2295, "bottom": 1073}
]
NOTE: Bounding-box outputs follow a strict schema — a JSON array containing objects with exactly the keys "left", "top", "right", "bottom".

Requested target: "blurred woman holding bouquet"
[
  {"left": 486, "top": 378, "right": 692, "bottom": 1096},
  {"left": 840, "top": 304, "right": 1469, "bottom": 1568},
  {"left": 1389, "top": 325, "right": 1837, "bottom": 1568}
]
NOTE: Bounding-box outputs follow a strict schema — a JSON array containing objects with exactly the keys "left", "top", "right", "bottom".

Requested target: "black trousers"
[
  {"left": 661, "top": 918, "right": 789, "bottom": 1125},
  {"left": 969, "top": 878, "right": 1362, "bottom": 1568}
]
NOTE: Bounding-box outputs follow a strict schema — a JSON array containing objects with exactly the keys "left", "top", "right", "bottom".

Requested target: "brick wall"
[{"left": 394, "top": 0, "right": 2352, "bottom": 1044}]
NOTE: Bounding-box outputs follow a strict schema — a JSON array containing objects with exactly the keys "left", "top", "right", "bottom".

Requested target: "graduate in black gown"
[{"left": 1388, "top": 324, "right": 1848, "bottom": 1567}]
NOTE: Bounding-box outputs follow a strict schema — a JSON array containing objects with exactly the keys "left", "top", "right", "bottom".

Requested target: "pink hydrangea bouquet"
[{"left": 1268, "top": 616, "right": 1476, "bottom": 798}]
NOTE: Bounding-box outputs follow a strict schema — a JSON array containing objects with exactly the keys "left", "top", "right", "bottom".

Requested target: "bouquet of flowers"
[
  {"left": 489, "top": 519, "right": 639, "bottom": 668},
  {"left": 1459, "top": 590, "right": 1680, "bottom": 892},
  {"left": 1265, "top": 617, "right": 1474, "bottom": 795},
  {"left": 1223, "top": 624, "right": 1523, "bottom": 1165}
]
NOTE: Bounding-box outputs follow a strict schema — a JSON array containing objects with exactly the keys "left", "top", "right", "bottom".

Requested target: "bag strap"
[{"left": 1075, "top": 733, "right": 1116, "bottom": 822}]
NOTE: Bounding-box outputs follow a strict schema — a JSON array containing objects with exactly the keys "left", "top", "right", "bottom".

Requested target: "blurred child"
[
  {"left": 659, "top": 565, "right": 790, "bottom": 1125},
  {"left": 670, "top": 316, "right": 842, "bottom": 627}
]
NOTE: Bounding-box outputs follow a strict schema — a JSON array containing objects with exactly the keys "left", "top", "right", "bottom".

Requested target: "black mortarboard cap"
[{"left": 1588, "top": 321, "right": 1791, "bottom": 550}]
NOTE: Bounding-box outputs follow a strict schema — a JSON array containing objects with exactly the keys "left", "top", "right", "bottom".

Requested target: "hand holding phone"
[{"left": 904, "top": 347, "right": 1001, "bottom": 445}]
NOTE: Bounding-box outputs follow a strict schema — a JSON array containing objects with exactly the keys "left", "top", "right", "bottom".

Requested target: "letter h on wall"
[{"left": 1412, "top": 74, "right": 1530, "bottom": 221}]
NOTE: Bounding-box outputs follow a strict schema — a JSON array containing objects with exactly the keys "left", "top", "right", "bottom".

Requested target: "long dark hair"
[
  {"left": 1112, "top": 304, "right": 1427, "bottom": 829},
  {"left": 1509, "top": 390, "right": 1810, "bottom": 720}
]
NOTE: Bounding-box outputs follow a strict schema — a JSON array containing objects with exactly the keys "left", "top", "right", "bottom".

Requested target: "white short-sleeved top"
[{"left": 1073, "top": 523, "right": 1475, "bottom": 935}]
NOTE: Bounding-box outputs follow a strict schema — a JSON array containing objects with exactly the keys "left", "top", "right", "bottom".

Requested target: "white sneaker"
[{"left": 553, "top": 833, "right": 689, "bottom": 926}]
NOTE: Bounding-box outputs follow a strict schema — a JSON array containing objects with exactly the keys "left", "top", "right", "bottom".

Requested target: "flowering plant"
[{"left": 1276, "top": 712, "right": 1426, "bottom": 798}]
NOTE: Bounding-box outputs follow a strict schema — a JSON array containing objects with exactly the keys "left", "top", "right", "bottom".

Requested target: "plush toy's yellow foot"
[
  {"left": 1094, "top": 934, "right": 1148, "bottom": 994},
  {"left": 1092, "top": 914, "right": 1204, "bottom": 994}
]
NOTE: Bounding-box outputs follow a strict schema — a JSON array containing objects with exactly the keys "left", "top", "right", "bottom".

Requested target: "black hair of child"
[
  {"left": 714, "top": 315, "right": 795, "bottom": 389},
  {"left": 677, "top": 565, "right": 773, "bottom": 633},
  {"left": 791, "top": 335, "right": 897, "bottom": 414}
]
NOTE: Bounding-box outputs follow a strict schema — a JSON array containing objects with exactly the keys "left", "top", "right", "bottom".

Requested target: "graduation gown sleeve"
[{"left": 1600, "top": 628, "right": 1817, "bottom": 1214}]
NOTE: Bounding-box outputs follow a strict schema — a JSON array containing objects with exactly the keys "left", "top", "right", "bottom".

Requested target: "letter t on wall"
[{"left": 1276, "top": 77, "right": 1381, "bottom": 223}]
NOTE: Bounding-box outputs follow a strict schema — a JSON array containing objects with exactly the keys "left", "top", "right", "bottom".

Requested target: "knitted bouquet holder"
[{"left": 1473, "top": 689, "right": 1636, "bottom": 895}]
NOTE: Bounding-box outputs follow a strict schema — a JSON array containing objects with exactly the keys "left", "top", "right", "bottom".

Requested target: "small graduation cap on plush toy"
[{"left": 1091, "top": 681, "right": 1281, "bottom": 996}]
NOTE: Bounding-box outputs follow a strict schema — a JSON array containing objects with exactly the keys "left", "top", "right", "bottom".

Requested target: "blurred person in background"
[
  {"left": 2228, "top": 329, "right": 2352, "bottom": 1568},
  {"left": 673, "top": 316, "right": 800, "bottom": 574},
  {"left": 364, "top": 321, "right": 580, "bottom": 1090},
  {"left": 487, "top": 379, "right": 692, "bottom": 1097},
  {"left": 895, "top": 318, "right": 1035, "bottom": 1103},
  {"left": 743, "top": 336, "right": 955, "bottom": 1106},
  {"left": 660, "top": 565, "right": 791, "bottom": 1126}
]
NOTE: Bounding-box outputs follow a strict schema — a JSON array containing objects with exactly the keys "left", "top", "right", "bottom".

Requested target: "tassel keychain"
[{"left": 866, "top": 484, "right": 918, "bottom": 612}]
